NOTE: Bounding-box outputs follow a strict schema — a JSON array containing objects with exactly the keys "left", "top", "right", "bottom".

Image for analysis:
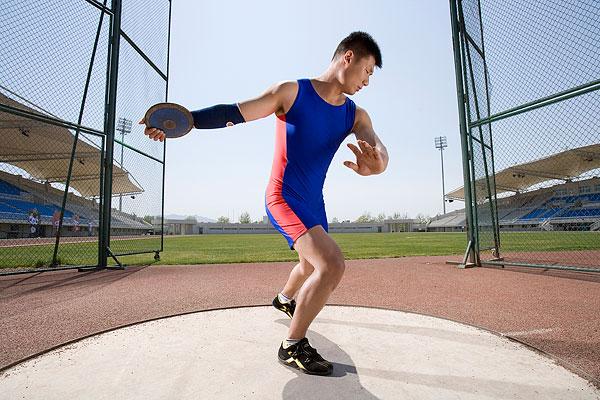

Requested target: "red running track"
[{"left": 0, "top": 256, "right": 599, "bottom": 387}]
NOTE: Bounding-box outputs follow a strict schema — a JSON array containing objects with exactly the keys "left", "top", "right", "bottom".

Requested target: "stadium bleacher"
[
  {"left": 430, "top": 178, "right": 600, "bottom": 231},
  {"left": 0, "top": 180, "right": 21, "bottom": 195},
  {"left": 520, "top": 192, "right": 600, "bottom": 221},
  {"left": 0, "top": 198, "right": 74, "bottom": 218},
  {"left": 0, "top": 173, "right": 151, "bottom": 238}
]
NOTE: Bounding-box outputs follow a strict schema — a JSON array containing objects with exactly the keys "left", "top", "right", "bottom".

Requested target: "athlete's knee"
[
  {"left": 321, "top": 250, "right": 346, "bottom": 286},
  {"left": 299, "top": 258, "right": 315, "bottom": 276}
]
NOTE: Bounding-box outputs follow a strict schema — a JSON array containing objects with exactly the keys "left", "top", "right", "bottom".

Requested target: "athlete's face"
[{"left": 340, "top": 51, "right": 376, "bottom": 95}]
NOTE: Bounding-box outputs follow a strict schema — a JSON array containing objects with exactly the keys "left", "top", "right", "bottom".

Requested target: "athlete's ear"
[{"left": 344, "top": 50, "right": 354, "bottom": 65}]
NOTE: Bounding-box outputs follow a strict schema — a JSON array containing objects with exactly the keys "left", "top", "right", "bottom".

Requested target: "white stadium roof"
[
  {"left": 446, "top": 144, "right": 600, "bottom": 201},
  {"left": 0, "top": 93, "right": 142, "bottom": 198}
]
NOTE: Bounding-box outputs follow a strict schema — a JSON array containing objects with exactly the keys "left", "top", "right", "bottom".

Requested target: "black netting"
[
  {"left": 1, "top": 0, "right": 169, "bottom": 273},
  {"left": 481, "top": 0, "right": 600, "bottom": 115},
  {"left": 121, "top": 0, "right": 170, "bottom": 74},
  {"left": 455, "top": 0, "right": 600, "bottom": 269}
]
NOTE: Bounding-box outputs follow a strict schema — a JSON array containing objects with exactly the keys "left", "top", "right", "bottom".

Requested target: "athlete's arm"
[
  {"left": 237, "top": 81, "right": 297, "bottom": 121},
  {"left": 142, "top": 81, "right": 296, "bottom": 141},
  {"left": 344, "top": 106, "right": 389, "bottom": 176}
]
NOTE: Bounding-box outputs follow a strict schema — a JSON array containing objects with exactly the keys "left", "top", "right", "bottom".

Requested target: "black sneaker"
[
  {"left": 272, "top": 295, "right": 296, "bottom": 319},
  {"left": 278, "top": 338, "right": 333, "bottom": 376}
]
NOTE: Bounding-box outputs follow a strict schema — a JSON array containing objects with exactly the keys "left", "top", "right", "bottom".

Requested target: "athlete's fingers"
[
  {"left": 343, "top": 161, "right": 359, "bottom": 172},
  {"left": 154, "top": 131, "right": 165, "bottom": 140},
  {"left": 139, "top": 119, "right": 145, "bottom": 125},
  {"left": 147, "top": 128, "right": 162, "bottom": 140},
  {"left": 358, "top": 140, "right": 375, "bottom": 158},
  {"left": 152, "top": 131, "right": 162, "bottom": 141},
  {"left": 364, "top": 153, "right": 384, "bottom": 172},
  {"left": 371, "top": 147, "right": 381, "bottom": 159},
  {"left": 153, "top": 131, "right": 165, "bottom": 141},
  {"left": 357, "top": 140, "right": 371, "bottom": 156},
  {"left": 347, "top": 143, "right": 363, "bottom": 157}
]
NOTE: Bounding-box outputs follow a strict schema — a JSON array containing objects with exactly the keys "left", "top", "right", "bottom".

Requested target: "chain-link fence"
[
  {"left": 0, "top": 0, "right": 170, "bottom": 274},
  {"left": 450, "top": 0, "right": 600, "bottom": 271},
  {"left": 108, "top": 0, "right": 169, "bottom": 260}
]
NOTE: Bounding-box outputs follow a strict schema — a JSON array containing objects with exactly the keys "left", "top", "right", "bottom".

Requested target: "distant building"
[{"left": 153, "top": 217, "right": 423, "bottom": 235}]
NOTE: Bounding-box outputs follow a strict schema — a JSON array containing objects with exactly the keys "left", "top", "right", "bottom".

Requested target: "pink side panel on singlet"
[{"left": 265, "top": 114, "right": 307, "bottom": 242}]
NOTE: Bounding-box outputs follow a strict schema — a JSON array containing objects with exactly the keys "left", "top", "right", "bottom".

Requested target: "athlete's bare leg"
[
  {"left": 286, "top": 225, "right": 346, "bottom": 340},
  {"left": 280, "top": 256, "right": 315, "bottom": 299}
]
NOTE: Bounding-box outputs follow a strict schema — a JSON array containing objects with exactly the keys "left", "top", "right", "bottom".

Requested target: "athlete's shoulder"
[
  {"left": 354, "top": 105, "right": 370, "bottom": 121},
  {"left": 352, "top": 105, "right": 372, "bottom": 131},
  {"left": 270, "top": 80, "right": 300, "bottom": 114},
  {"left": 271, "top": 80, "right": 299, "bottom": 97}
]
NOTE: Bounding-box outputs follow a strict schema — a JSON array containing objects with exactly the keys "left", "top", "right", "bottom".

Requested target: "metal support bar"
[
  {"left": 82, "top": 0, "right": 113, "bottom": 15},
  {"left": 160, "top": 0, "right": 173, "bottom": 254},
  {"left": 470, "top": 79, "right": 600, "bottom": 128},
  {"left": 482, "top": 260, "right": 600, "bottom": 274},
  {"left": 99, "top": 0, "right": 123, "bottom": 268},
  {"left": 78, "top": 265, "right": 124, "bottom": 272},
  {"left": 111, "top": 249, "right": 161, "bottom": 257},
  {"left": 450, "top": 0, "right": 477, "bottom": 266},
  {"left": 0, "top": 152, "right": 101, "bottom": 163},
  {"left": 107, "top": 247, "right": 124, "bottom": 269},
  {"left": 0, "top": 103, "right": 104, "bottom": 136},
  {"left": 464, "top": 31, "right": 484, "bottom": 59},
  {"left": 0, "top": 265, "right": 100, "bottom": 277},
  {"left": 447, "top": 240, "right": 477, "bottom": 268},
  {"left": 119, "top": 31, "right": 168, "bottom": 81},
  {"left": 114, "top": 138, "right": 165, "bottom": 164}
]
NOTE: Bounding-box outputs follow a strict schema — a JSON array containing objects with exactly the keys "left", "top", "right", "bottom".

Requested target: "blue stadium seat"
[
  {"left": 522, "top": 209, "right": 546, "bottom": 219},
  {"left": 0, "top": 179, "right": 22, "bottom": 195},
  {"left": 542, "top": 208, "right": 561, "bottom": 218},
  {"left": 0, "top": 202, "right": 20, "bottom": 214},
  {"left": 4, "top": 199, "right": 73, "bottom": 218},
  {"left": 561, "top": 209, "right": 600, "bottom": 218}
]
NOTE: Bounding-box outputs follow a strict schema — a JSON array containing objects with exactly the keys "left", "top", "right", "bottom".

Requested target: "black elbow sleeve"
[{"left": 191, "top": 103, "right": 246, "bottom": 129}]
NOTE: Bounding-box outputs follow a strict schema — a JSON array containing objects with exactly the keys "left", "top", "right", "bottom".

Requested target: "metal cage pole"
[
  {"left": 449, "top": 0, "right": 477, "bottom": 267},
  {"left": 98, "top": 0, "right": 123, "bottom": 269},
  {"left": 159, "top": 0, "right": 174, "bottom": 259}
]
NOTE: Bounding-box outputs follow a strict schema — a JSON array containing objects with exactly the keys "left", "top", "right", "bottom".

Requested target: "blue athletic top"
[{"left": 265, "top": 79, "right": 356, "bottom": 248}]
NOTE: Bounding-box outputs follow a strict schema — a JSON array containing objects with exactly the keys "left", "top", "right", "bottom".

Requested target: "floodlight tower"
[
  {"left": 116, "top": 117, "right": 132, "bottom": 212},
  {"left": 434, "top": 136, "right": 448, "bottom": 214}
]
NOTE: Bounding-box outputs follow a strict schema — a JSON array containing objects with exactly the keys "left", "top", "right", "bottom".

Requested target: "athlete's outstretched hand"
[
  {"left": 344, "top": 140, "right": 386, "bottom": 176},
  {"left": 139, "top": 119, "right": 166, "bottom": 142}
]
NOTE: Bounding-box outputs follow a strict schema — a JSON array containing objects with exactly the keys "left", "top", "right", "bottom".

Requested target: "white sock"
[
  {"left": 278, "top": 292, "right": 293, "bottom": 304},
  {"left": 282, "top": 338, "right": 302, "bottom": 349}
]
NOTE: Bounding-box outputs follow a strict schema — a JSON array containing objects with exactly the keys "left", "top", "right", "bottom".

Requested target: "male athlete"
[{"left": 142, "top": 31, "right": 388, "bottom": 376}]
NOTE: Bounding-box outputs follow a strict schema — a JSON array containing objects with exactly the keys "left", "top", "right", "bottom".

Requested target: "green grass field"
[{"left": 1, "top": 231, "right": 599, "bottom": 269}]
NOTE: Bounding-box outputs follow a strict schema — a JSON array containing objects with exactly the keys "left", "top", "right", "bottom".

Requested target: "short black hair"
[{"left": 332, "top": 31, "right": 382, "bottom": 68}]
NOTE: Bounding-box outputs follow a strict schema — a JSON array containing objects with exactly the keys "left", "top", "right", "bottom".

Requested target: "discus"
[{"left": 143, "top": 102, "right": 194, "bottom": 139}]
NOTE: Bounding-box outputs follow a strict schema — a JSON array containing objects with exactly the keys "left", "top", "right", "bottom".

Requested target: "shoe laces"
[{"left": 297, "top": 339, "right": 324, "bottom": 362}]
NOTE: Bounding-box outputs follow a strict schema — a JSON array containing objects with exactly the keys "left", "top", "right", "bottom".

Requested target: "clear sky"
[{"left": 164, "top": 0, "right": 466, "bottom": 222}]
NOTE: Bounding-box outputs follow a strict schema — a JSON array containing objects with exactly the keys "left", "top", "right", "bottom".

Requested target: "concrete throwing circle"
[{"left": 1, "top": 306, "right": 598, "bottom": 399}]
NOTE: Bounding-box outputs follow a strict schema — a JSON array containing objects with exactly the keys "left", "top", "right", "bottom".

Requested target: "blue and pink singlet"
[{"left": 265, "top": 79, "right": 356, "bottom": 249}]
